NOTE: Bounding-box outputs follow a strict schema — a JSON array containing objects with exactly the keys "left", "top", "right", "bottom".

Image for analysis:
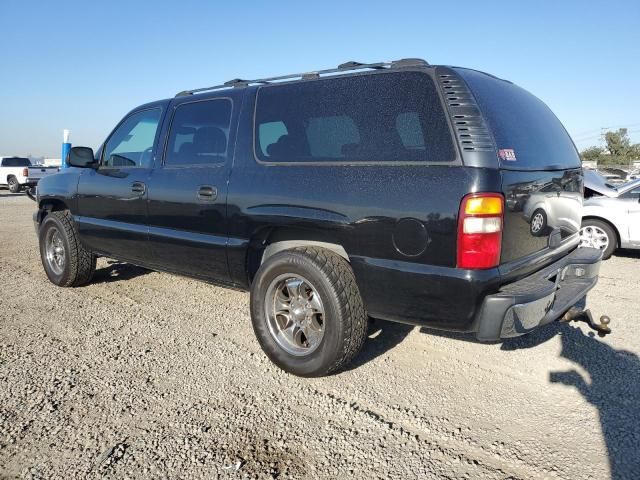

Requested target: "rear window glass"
[
  {"left": 254, "top": 72, "right": 455, "bottom": 163},
  {"left": 2, "top": 157, "right": 31, "bottom": 167},
  {"left": 456, "top": 68, "right": 580, "bottom": 170},
  {"left": 165, "top": 99, "right": 232, "bottom": 166}
]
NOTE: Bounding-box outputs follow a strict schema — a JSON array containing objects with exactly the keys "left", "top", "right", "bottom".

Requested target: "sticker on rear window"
[{"left": 498, "top": 149, "right": 517, "bottom": 161}]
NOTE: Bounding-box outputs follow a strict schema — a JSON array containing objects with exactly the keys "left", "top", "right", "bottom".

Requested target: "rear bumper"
[
  {"left": 23, "top": 178, "right": 40, "bottom": 186},
  {"left": 474, "top": 247, "right": 602, "bottom": 341}
]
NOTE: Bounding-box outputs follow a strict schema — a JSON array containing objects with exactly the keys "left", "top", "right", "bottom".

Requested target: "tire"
[
  {"left": 8, "top": 176, "right": 21, "bottom": 193},
  {"left": 579, "top": 219, "right": 617, "bottom": 260},
  {"left": 529, "top": 208, "right": 547, "bottom": 236},
  {"left": 250, "top": 247, "right": 368, "bottom": 377},
  {"left": 39, "top": 210, "right": 96, "bottom": 287}
]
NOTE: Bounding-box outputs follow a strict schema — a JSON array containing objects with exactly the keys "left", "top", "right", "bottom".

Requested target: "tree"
[
  {"left": 580, "top": 128, "right": 640, "bottom": 166},
  {"left": 581, "top": 146, "right": 604, "bottom": 162},
  {"left": 604, "top": 128, "right": 632, "bottom": 158}
]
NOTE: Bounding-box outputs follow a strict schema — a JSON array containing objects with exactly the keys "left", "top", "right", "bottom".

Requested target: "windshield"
[
  {"left": 2, "top": 157, "right": 31, "bottom": 167},
  {"left": 456, "top": 68, "right": 581, "bottom": 171}
]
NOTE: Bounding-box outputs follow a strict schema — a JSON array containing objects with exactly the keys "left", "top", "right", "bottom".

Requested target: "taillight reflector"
[
  {"left": 22, "top": 167, "right": 29, "bottom": 177},
  {"left": 464, "top": 196, "right": 503, "bottom": 215},
  {"left": 457, "top": 193, "right": 504, "bottom": 269}
]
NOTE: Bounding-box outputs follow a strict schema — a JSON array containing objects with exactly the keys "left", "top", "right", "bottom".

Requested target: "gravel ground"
[{"left": 1, "top": 193, "right": 638, "bottom": 479}]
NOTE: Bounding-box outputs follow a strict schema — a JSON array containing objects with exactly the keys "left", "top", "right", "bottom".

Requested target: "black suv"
[{"left": 33, "top": 59, "right": 602, "bottom": 376}]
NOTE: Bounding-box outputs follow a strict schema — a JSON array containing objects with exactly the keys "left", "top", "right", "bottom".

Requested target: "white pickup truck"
[{"left": 0, "top": 157, "right": 58, "bottom": 193}]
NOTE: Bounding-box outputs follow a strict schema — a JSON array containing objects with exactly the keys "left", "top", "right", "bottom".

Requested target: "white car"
[
  {"left": 522, "top": 181, "right": 581, "bottom": 236},
  {"left": 580, "top": 170, "right": 640, "bottom": 259},
  {"left": 0, "top": 157, "right": 58, "bottom": 193}
]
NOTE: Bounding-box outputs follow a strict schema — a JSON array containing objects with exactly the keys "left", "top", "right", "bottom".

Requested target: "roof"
[{"left": 174, "top": 58, "right": 430, "bottom": 98}]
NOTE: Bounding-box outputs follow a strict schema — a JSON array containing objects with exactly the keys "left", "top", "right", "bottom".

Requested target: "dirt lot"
[{"left": 0, "top": 193, "right": 638, "bottom": 479}]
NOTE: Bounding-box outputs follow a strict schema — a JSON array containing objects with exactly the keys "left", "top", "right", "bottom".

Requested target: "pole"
[{"left": 61, "top": 129, "right": 71, "bottom": 169}]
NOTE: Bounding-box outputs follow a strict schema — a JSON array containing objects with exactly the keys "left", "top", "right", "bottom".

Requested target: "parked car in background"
[
  {"left": 581, "top": 170, "right": 640, "bottom": 259},
  {"left": 522, "top": 176, "right": 582, "bottom": 236},
  {"left": 0, "top": 157, "right": 58, "bottom": 193},
  {"left": 600, "top": 173, "right": 626, "bottom": 185},
  {"left": 33, "top": 59, "right": 602, "bottom": 376}
]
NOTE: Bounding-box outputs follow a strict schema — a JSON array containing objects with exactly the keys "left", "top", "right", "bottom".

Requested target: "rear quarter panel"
[
  {"left": 0, "top": 167, "right": 22, "bottom": 184},
  {"left": 227, "top": 87, "right": 503, "bottom": 329}
]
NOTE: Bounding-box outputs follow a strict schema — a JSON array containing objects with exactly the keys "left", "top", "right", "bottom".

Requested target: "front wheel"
[
  {"left": 579, "top": 219, "right": 617, "bottom": 260},
  {"left": 39, "top": 211, "right": 96, "bottom": 287},
  {"left": 250, "top": 247, "right": 368, "bottom": 377}
]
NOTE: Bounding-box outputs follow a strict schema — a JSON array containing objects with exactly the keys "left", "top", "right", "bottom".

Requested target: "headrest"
[{"left": 193, "top": 126, "right": 227, "bottom": 154}]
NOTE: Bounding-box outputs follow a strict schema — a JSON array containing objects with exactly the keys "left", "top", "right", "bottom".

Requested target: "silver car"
[
  {"left": 581, "top": 170, "right": 640, "bottom": 259},
  {"left": 523, "top": 181, "right": 581, "bottom": 237}
]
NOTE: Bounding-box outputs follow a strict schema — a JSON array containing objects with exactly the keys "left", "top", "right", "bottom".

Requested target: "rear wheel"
[
  {"left": 579, "top": 219, "right": 617, "bottom": 260},
  {"left": 8, "top": 176, "right": 21, "bottom": 193},
  {"left": 39, "top": 211, "right": 96, "bottom": 286},
  {"left": 529, "top": 208, "right": 547, "bottom": 236},
  {"left": 250, "top": 247, "right": 368, "bottom": 377}
]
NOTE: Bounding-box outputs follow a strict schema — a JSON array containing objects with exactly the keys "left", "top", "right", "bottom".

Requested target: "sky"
[{"left": 1, "top": 0, "right": 639, "bottom": 158}]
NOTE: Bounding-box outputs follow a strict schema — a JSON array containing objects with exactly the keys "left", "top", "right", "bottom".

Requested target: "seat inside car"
[{"left": 175, "top": 126, "right": 227, "bottom": 164}]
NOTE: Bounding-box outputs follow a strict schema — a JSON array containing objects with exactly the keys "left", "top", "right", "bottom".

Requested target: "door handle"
[
  {"left": 131, "top": 182, "right": 146, "bottom": 194},
  {"left": 197, "top": 185, "right": 217, "bottom": 201}
]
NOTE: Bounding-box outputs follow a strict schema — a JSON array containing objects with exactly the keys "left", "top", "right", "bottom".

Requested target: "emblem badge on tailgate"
[{"left": 498, "top": 148, "right": 517, "bottom": 161}]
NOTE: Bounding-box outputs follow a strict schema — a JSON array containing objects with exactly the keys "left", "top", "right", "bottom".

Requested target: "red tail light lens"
[
  {"left": 457, "top": 193, "right": 504, "bottom": 269},
  {"left": 22, "top": 167, "right": 29, "bottom": 177}
]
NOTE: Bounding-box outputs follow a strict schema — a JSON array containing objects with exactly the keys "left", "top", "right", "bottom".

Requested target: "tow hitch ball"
[{"left": 561, "top": 307, "right": 612, "bottom": 337}]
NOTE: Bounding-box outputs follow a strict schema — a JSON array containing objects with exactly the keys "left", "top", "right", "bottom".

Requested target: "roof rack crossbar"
[{"left": 174, "top": 58, "right": 428, "bottom": 97}]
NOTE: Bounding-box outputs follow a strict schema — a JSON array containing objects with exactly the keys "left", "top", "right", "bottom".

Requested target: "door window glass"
[
  {"left": 165, "top": 99, "right": 232, "bottom": 166},
  {"left": 103, "top": 108, "right": 162, "bottom": 168},
  {"left": 621, "top": 187, "right": 640, "bottom": 199}
]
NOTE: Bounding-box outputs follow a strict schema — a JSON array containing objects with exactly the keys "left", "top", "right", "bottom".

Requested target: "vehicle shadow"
[
  {"left": 346, "top": 319, "right": 414, "bottom": 371},
  {"left": 0, "top": 191, "right": 26, "bottom": 198},
  {"left": 92, "top": 260, "right": 151, "bottom": 283},
  {"left": 417, "top": 326, "right": 492, "bottom": 344},
  {"left": 503, "top": 322, "right": 640, "bottom": 479},
  {"left": 614, "top": 249, "right": 640, "bottom": 259}
]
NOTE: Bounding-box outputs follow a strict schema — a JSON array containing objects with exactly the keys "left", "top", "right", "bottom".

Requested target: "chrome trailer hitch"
[{"left": 561, "top": 307, "right": 611, "bottom": 337}]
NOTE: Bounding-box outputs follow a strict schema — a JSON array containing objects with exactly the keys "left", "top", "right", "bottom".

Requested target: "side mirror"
[{"left": 67, "top": 146, "right": 96, "bottom": 168}]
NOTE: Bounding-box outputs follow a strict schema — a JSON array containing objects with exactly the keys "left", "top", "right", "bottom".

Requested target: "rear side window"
[
  {"left": 254, "top": 72, "right": 455, "bottom": 163},
  {"left": 2, "top": 157, "right": 31, "bottom": 167},
  {"left": 165, "top": 99, "right": 232, "bottom": 166},
  {"left": 456, "top": 68, "right": 581, "bottom": 170}
]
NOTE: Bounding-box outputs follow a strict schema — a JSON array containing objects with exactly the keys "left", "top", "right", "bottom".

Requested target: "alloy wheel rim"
[
  {"left": 45, "top": 227, "right": 66, "bottom": 275},
  {"left": 264, "top": 274, "right": 325, "bottom": 356},
  {"left": 531, "top": 213, "right": 544, "bottom": 233},
  {"left": 579, "top": 225, "right": 609, "bottom": 251}
]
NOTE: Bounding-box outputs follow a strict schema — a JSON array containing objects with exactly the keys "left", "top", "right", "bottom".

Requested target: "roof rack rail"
[{"left": 174, "top": 58, "right": 429, "bottom": 97}]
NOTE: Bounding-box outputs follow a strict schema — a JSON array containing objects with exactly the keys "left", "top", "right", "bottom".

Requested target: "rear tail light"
[
  {"left": 22, "top": 167, "right": 28, "bottom": 177},
  {"left": 457, "top": 193, "right": 504, "bottom": 269}
]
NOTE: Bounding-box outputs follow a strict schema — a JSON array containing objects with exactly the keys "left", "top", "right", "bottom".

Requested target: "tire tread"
[
  {"left": 47, "top": 211, "right": 95, "bottom": 287},
  {"left": 290, "top": 247, "right": 368, "bottom": 374}
]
